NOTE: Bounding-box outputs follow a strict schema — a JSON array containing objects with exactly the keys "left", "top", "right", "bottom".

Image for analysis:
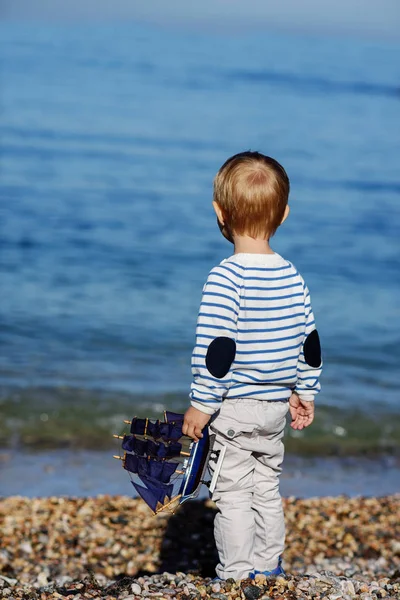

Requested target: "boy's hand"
[
  {"left": 289, "top": 393, "right": 315, "bottom": 430},
  {"left": 182, "top": 406, "right": 211, "bottom": 442}
]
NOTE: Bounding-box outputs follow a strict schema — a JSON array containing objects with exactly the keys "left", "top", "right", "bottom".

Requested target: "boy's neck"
[{"left": 233, "top": 235, "right": 274, "bottom": 255}]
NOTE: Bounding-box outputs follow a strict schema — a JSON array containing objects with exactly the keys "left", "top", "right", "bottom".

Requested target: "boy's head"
[{"left": 213, "top": 151, "right": 290, "bottom": 241}]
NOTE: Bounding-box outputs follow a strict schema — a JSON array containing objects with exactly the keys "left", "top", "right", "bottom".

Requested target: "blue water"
[{"left": 1, "top": 23, "right": 399, "bottom": 411}]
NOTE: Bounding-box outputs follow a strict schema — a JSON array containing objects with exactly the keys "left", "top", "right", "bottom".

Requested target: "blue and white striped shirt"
[{"left": 190, "top": 252, "right": 322, "bottom": 415}]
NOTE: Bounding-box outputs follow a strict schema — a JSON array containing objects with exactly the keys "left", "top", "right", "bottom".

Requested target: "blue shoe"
[
  {"left": 210, "top": 577, "right": 224, "bottom": 583},
  {"left": 249, "top": 556, "right": 285, "bottom": 579}
]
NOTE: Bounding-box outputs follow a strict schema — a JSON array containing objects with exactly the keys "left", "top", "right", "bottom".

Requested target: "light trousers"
[{"left": 209, "top": 398, "right": 288, "bottom": 580}]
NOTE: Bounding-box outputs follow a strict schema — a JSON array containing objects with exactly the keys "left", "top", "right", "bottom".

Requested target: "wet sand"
[
  {"left": 1, "top": 450, "right": 399, "bottom": 498},
  {"left": 1, "top": 495, "right": 399, "bottom": 599}
]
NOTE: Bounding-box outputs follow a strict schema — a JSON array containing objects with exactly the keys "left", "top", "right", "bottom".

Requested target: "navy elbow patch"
[
  {"left": 206, "top": 337, "right": 236, "bottom": 379},
  {"left": 303, "top": 329, "right": 322, "bottom": 368}
]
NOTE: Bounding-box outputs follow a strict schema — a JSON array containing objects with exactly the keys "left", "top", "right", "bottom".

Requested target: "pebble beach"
[{"left": 1, "top": 495, "right": 399, "bottom": 600}]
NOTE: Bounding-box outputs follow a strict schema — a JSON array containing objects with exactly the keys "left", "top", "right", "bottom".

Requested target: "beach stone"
[
  {"left": 196, "top": 585, "right": 207, "bottom": 597},
  {"left": 93, "top": 575, "right": 108, "bottom": 587},
  {"left": 0, "top": 579, "right": 16, "bottom": 588},
  {"left": 340, "top": 580, "right": 356, "bottom": 595},
  {"left": 130, "top": 584, "right": 141, "bottom": 595},
  {"left": 55, "top": 576, "right": 73, "bottom": 587},
  {"left": 19, "top": 542, "right": 32, "bottom": 554},
  {"left": 316, "top": 573, "right": 339, "bottom": 586},
  {"left": 186, "top": 583, "right": 197, "bottom": 590},
  {"left": 242, "top": 585, "right": 262, "bottom": 600},
  {"left": 211, "top": 583, "right": 221, "bottom": 593},
  {"left": 36, "top": 573, "right": 48, "bottom": 587}
]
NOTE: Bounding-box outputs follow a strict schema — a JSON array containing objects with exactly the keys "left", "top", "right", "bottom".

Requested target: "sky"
[{"left": 1, "top": 0, "right": 400, "bottom": 40}]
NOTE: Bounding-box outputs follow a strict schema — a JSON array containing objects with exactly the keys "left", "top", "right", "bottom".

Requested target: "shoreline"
[
  {"left": 0, "top": 389, "right": 399, "bottom": 458},
  {"left": 1, "top": 495, "right": 399, "bottom": 598}
]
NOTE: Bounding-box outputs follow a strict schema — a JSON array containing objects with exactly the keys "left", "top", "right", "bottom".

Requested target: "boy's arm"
[
  {"left": 295, "top": 286, "right": 322, "bottom": 402},
  {"left": 189, "top": 268, "right": 240, "bottom": 416}
]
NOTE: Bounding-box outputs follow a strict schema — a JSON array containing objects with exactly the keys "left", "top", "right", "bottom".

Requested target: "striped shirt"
[{"left": 190, "top": 252, "right": 322, "bottom": 415}]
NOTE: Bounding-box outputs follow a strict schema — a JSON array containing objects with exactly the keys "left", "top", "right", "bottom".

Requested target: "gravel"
[{"left": 0, "top": 494, "right": 399, "bottom": 599}]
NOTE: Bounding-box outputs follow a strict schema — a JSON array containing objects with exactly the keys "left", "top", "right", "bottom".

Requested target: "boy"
[{"left": 182, "top": 151, "right": 322, "bottom": 581}]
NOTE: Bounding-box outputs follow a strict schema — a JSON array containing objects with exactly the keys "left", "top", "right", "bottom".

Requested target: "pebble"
[
  {"left": 130, "top": 583, "right": 141, "bottom": 595},
  {"left": 0, "top": 495, "right": 399, "bottom": 599},
  {"left": 242, "top": 585, "right": 262, "bottom": 600},
  {"left": 341, "top": 580, "right": 356, "bottom": 595}
]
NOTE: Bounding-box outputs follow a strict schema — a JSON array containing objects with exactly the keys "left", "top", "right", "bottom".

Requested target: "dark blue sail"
[
  {"left": 122, "top": 435, "right": 182, "bottom": 458},
  {"left": 160, "top": 460, "right": 179, "bottom": 482},
  {"left": 130, "top": 418, "right": 147, "bottom": 435},
  {"left": 147, "top": 459, "right": 179, "bottom": 483},
  {"left": 131, "top": 480, "right": 174, "bottom": 513},
  {"left": 140, "top": 477, "right": 173, "bottom": 500},
  {"left": 131, "top": 482, "right": 160, "bottom": 513},
  {"left": 147, "top": 421, "right": 161, "bottom": 439},
  {"left": 155, "top": 440, "right": 182, "bottom": 458},
  {"left": 123, "top": 453, "right": 179, "bottom": 484},
  {"left": 159, "top": 422, "right": 183, "bottom": 442},
  {"left": 122, "top": 435, "right": 143, "bottom": 453},
  {"left": 128, "top": 417, "right": 183, "bottom": 442},
  {"left": 124, "top": 453, "right": 139, "bottom": 474},
  {"left": 165, "top": 411, "right": 184, "bottom": 423}
]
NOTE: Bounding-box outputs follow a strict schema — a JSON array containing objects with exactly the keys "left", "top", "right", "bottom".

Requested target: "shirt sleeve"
[
  {"left": 190, "top": 268, "right": 240, "bottom": 415},
  {"left": 295, "top": 286, "right": 322, "bottom": 402}
]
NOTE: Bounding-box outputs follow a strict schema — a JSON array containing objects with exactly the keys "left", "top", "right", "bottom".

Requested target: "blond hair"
[{"left": 213, "top": 151, "right": 290, "bottom": 239}]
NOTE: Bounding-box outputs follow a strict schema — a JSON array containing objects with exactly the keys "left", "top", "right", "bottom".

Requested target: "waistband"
[{"left": 223, "top": 398, "right": 289, "bottom": 405}]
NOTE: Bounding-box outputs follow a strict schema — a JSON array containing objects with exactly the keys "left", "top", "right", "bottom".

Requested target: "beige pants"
[{"left": 209, "top": 399, "right": 289, "bottom": 580}]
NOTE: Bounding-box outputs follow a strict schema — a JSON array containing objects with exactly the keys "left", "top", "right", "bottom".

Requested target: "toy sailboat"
[{"left": 114, "top": 410, "right": 225, "bottom": 514}]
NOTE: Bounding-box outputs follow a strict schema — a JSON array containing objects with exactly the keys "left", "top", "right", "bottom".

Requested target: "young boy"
[{"left": 182, "top": 151, "right": 322, "bottom": 581}]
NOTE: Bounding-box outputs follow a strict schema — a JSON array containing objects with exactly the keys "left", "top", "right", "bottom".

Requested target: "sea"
[{"left": 0, "top": 22, "right": 399, "bottom": 495}]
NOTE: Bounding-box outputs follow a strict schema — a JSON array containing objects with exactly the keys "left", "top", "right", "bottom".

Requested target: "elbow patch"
[
  {"left": 206, "top": 337, "right": 236, "bottom": 379},
  {"left": 303, "top": 329, "right": 322, "bottom": 368}
]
